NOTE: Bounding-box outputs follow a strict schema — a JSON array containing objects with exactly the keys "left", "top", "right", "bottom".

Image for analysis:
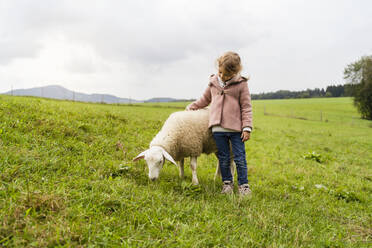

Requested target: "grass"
[{"left": 0, "top": 95, "right": 371, "bottom": 247}]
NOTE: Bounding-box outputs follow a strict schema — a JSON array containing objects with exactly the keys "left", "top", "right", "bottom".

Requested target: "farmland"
[{"left": 0, "top": 95, "right": 371, "bottom": 247}]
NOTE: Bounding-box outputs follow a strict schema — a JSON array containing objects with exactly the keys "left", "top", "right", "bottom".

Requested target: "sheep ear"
[
  {"left": 133, "top": 150, "right": 147, "bottom": 162},
  {"left": 161, "top": 149, "right": 178, "bottom": 166}
]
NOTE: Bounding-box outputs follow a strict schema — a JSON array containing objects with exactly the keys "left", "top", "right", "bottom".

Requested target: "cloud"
[
  {"left": 0, "top": 0, "right": 262, "bottom": 66},
  {"left": 0, "top": 0, "right": 81, "bottom": 65},
  {"left": 0, "top": 37, "right": 41, "bottom": 65},
  {"left": 1, "top": 0, "right": 372, "bottom": 99}
]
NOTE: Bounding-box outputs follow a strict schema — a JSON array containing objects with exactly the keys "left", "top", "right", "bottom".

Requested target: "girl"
[{"left": 186, "top": 51, "right": 253, "bottom": 196}]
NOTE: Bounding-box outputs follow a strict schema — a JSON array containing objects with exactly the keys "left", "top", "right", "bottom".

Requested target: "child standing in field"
[{"left": 186, "top": 51, "right": 253, "bottom": 196}]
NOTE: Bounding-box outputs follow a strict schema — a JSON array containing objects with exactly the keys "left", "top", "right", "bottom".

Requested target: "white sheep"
[{"left": 133, "top": 108, "right": 234, "bottom": 185}]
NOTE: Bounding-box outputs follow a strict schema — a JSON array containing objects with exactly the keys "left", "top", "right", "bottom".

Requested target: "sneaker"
[
  {"left": 238, "top": 184, "right": 252, "bottom": 197},
  {"left": 221, "top": 181, "right": 234, "bottom": 194}
]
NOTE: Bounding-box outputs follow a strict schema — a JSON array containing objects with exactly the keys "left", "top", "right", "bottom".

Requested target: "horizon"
[{"left": 2, "top": 83, "right": 349, "bottom": 101}]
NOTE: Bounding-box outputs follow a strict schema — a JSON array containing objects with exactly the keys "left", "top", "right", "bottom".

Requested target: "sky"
[{"left": 1, "top": 0, "right": 371, "bottom": 100}]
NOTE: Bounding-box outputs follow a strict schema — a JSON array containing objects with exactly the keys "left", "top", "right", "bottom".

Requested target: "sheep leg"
[
  {"left": 190, "top": 157, "right": 199, "bottom": 185},
  {"left": 179, "top": 158, "right": 184, "bottom": 179},
  {"left": 214, "top": 152, "right": 220, "bottom": 181}
]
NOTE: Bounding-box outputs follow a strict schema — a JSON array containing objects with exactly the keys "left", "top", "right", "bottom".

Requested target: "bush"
[{"left": 344, "top": 56, "right": 372, "bottom": 120}]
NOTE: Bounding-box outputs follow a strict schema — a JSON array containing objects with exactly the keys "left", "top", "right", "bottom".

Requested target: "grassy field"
[{"left": 0, "top": 95, "right": 371, "bottom": 247}]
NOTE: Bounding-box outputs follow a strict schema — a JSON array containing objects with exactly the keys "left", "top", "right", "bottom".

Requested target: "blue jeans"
[{"left": 213, "top": 132, "right": 248, "bottom": 185}]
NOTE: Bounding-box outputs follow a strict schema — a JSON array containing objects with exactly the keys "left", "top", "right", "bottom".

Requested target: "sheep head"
[{"left": 133, "top": 146, "right": 177, "bottom": 181}]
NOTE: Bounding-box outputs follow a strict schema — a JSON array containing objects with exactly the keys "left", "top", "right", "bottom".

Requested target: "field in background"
[
  {"left": 0, "top": 96, "right": 371, "bottom": 247},
  {"left": 135, "top": 98, "right": 369, "bottom": 128}
]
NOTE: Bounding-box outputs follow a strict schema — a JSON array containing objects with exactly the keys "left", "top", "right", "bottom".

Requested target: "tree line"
[
  {"left": 250, "top": 55, "right": 372, "bottom": 120},
  {"left": 251, "top": 84, "right": 355, "bottom": 100}
]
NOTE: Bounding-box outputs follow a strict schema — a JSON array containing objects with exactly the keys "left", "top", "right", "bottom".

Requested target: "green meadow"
[{"left": 0, "top": 95, "right": 371, "bottom": 247}]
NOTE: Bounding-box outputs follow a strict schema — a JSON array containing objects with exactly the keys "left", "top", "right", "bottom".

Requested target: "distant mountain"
[
  {"left": 145, "top": 97, "right": 195, "bottom": 103},
  {"left": 145, "top": 97, "right": 178, "bottom": 103},
  {"left": 2, "top": 85, "right": 195, "bottom": 103},
  {"left": 3, "top": 85, "right": 142, "bottom": 104}
]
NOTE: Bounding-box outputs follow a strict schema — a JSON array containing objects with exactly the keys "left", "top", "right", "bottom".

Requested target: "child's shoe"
[
  {"left": 238, "top": 184, "right": 252, "bottom": 197},
  {"left": 221, "top": 181, "right": 234, "bottom": 194}
]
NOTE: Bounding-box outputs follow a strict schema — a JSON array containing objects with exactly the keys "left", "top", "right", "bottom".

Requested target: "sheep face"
[
  {"left": 145, "top": 147, "right": 164, "bottom": 180},
  {"left": 133, "top": 146, "right": 178, "bottom": 181}
]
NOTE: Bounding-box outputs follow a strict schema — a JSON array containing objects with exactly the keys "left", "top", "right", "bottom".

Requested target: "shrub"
[{"left": 344, "top": 56, "right": 372, "bottom": 120}]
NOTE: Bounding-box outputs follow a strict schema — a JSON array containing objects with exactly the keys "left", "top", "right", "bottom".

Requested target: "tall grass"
[{"left": 0, "top": 95, "right": 371, "bottom": 247}]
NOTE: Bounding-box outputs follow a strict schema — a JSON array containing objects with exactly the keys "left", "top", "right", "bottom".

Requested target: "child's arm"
[
  {"left": 240, "top": 82, "right": 253, "bottom": 131},
  {"left": 186, "top": 85, "right": 212, "bottom": 110}
]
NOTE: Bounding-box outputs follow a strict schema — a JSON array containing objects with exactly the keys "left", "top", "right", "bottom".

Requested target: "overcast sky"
[{"left": 1, "top": 0, "right": 371, "bottom": 100}]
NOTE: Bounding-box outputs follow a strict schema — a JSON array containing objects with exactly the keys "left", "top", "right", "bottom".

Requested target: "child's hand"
[
  {"left": 185, "top": 104, "right": 196, "bottom": 111},
  {"left": 241, "top": 131, "right": 250, "bottom": 142}
]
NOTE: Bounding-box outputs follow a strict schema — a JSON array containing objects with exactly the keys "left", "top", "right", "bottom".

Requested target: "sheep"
[{"left": 133, "top": 108, "right": 234, "bottom": 185}]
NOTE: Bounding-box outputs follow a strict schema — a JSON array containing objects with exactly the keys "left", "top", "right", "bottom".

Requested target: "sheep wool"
[{"left": 150, "top": 109, "right": 216, "bottom": 161}]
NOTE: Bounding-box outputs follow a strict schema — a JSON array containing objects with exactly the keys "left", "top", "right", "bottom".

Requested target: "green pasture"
[{"left": 0, "top": 95, "right": 371, "bottom": 247}]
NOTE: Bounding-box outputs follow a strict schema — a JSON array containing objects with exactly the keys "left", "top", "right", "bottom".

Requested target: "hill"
[
  {"left": 3, "top": 85, "right": 142, "bottom": 104},
  {"left": 2, "top": 85, "right": 194, "bottom": 103},
  {"left": 0, "top": 96, "right": 371, "bottom": 246}
]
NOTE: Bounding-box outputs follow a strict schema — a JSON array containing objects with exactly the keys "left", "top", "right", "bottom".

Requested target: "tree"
[
  {"left": 326, "top": 84, "right": 344, "bottom": 97},
  {"left": 344, "top": 56, "right": 372, "bottom": 120}
]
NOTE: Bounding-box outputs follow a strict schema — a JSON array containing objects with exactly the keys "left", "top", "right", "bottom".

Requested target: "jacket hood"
[{"left": 209, "top": 74, "right": 248, "bottom": 88}]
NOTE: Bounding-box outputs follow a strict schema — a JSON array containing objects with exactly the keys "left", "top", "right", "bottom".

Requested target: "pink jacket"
[{"left": 187, "top": 74, "right": 253, "bottom": 132}]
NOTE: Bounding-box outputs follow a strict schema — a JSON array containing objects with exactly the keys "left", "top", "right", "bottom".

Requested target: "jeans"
[{"left": 212, "top": 132, "right": 248, "bottom": 185}]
